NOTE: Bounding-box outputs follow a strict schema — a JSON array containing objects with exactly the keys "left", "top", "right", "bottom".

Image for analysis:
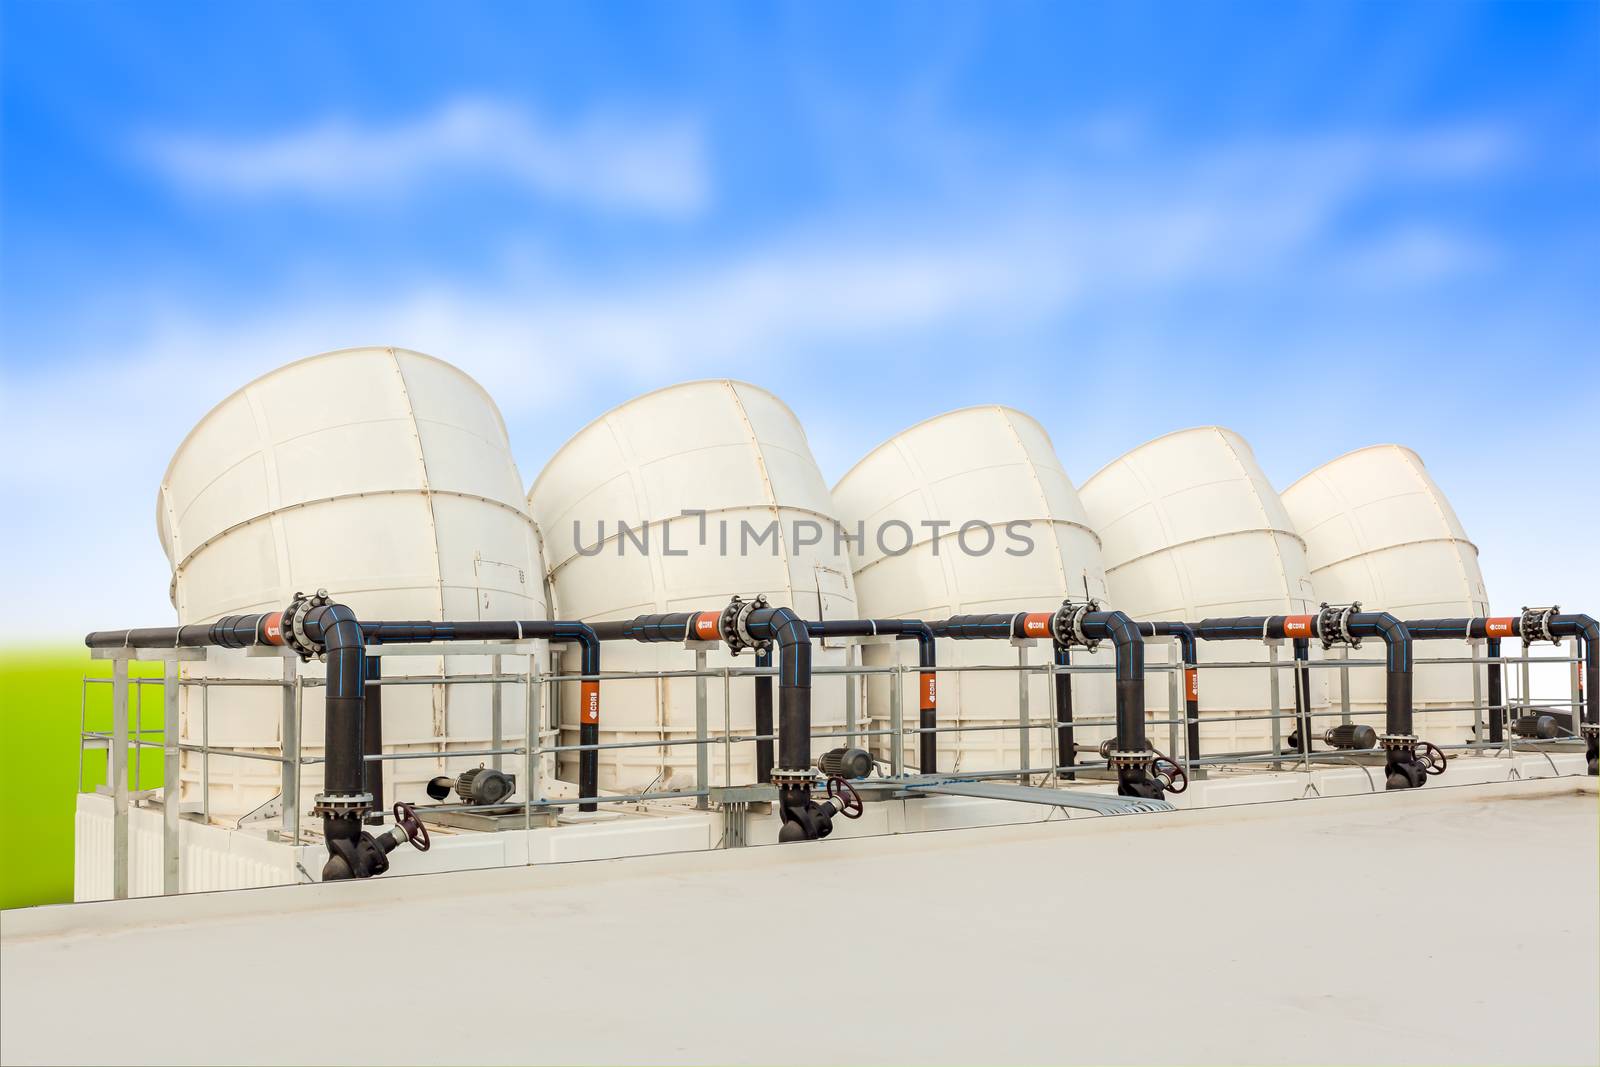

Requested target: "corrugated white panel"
[
  {"left": 1282, "top": 445, "right": 1490, "bottom": 744},
  {"left": 528, "top": 380, "right": 857, "bottom": 791},
  {"left": 1079, "top": 427, "right": 1327, "bottom": 754},
  {"left": 157, "top": 348, "right": 547, "bottom": 817},
  {"left": 832, "top": 406, "right": 1116, "bottom": 772}
]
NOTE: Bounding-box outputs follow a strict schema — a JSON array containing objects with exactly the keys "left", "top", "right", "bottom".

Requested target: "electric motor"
[{"left": 816, "top": 747, "right": 874, "bottom": 779}]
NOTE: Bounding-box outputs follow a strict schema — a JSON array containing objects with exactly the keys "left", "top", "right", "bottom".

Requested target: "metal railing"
[{"left": 80, "top": 631, "right": 1589, "bottom": 899}]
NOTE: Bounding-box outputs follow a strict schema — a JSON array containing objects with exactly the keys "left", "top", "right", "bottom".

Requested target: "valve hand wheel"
[
  {"left": 392, "top": 801, "right": 431, "bottom": 852},
  {"left": 1152, "top": 752, "right": 1189, "bottom": 794},
  {"left": 826, "top": 776, "right": 864, "bottom": 819},
  {"left": 1417, "top": 741, "right": 1448, "bottom": 776}
]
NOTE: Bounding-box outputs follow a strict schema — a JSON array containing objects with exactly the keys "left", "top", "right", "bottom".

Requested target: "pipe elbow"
[{"left": 1367, "top": 612, "right": 1412, "bottom": 673}]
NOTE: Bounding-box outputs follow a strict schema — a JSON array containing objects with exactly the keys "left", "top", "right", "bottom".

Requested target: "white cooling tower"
[
  {"left": 527, "top": 380, "right": 857, "bottom": 792},
  {"left": 1282, "top": 445, "right": 1490, "bottom": 744},
  {"left": 158, "top": 347, "right": 547, "bottom": 818},
  {"left": 831, "top": 406, "right": 1115, "bottom": 773},
  {"left": 1078, "top": 427, "right": 1326, "bottom": 754}
]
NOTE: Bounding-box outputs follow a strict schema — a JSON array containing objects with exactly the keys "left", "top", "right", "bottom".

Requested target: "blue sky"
[{"left": 2, "top": 1, "right": 1597, "bottom": 640}]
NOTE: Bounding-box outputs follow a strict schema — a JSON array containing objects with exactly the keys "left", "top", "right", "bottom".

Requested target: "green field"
[{"left": 0, "top": 648, "right": 167, "bottom": 909}]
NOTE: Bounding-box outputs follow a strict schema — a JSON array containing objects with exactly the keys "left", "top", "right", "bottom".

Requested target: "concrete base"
[
  {"left": 71, "top": 750, "right": 1592, "bottom": 899},
  {"left": 7, "top": 776, "right": 1596, "bottom": 1065}
]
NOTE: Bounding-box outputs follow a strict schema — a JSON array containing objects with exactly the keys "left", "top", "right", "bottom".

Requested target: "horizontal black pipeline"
[{"left": 807, "top": 619, "right": 937, "bottom": 773}]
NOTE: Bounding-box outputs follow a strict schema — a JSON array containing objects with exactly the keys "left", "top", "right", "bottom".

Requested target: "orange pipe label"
[
  {"left": 1283, "top": 616, "right": 1315, "bottom": 638},
  {"left": 1485, "top": 617, "right": 1515, "bottom": 637},
  {"left": 1186, "top": 667, "right": 1199, "bottom": 702},
  {"left": 1021, "top": 612, "right": 1054, "bottom": 638},
  {"left": 692, "top": 612, "right": 721, "bottom": 642},
  {"left": 921, "top": 671, "right": 937, "bottom": 709},
  {"left": 262, "top": 612, "right": 284, "bottom": 645},
  {"left": 581, "top": 680, "right": 600, "bottom": 724}
]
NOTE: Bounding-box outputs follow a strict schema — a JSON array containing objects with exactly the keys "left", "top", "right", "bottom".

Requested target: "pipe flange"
[
  {"left": 282, "top": 589, "right": 331, "bottom": 662},
  {"left": 769, "top": 766, "right": 818, "bottom": 788},
  {"left": 1377, "top": 733, "right": 1418, "bottom": 753},
  {"left": 1581, "top": 723, "right": 1599, "bottom": 739},
  {"left": 1519, "top": 605, "right": 1559, "bottom": 646},
  {"left": 1053, "top": 597, "right": 1101, "bottom": 652},
  {"left": 719, "top": 594, "right": 770, "bottom": 657},
  {"left": 312, "top": 791, "right": 375, "bottom": 817},
  {"left": 1106, "top": 748, "right": 1156, "bottom": 770},
  {"left": 1317, "top": 601, "right": 1362, "bottom": 651}
]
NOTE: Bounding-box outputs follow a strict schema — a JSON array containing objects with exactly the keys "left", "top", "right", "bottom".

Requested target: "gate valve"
[
  {"left": 1415, "top": 741, "right": 1449, "bottom": 777},
  {"left": 1151, "top": 751, "right": 1188, "bottom": 795},
  {"left": 825, "top": 776, "right": 864, "bottom": 819},
  {"left": 388, "top": 800, "right": 431, "bottom": 852}
]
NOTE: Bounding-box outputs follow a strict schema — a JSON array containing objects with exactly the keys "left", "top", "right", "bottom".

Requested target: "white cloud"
[
  {"left": 7, "top": 122, "right": 1533, "bottom": 637},
  {"left": 136, "top": 97, "right": 709, "bottom": 217}
]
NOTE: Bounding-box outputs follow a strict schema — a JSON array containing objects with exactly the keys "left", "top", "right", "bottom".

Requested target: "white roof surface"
[{"left": 3, "top": 780, "right": 1596, "bottom": 1066}]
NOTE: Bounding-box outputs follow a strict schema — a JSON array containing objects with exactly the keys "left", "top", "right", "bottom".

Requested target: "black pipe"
[
  {"left": 1138, "top": 621, "right": 1201, "bottom": 764},
  {"left": 754, "top": 646, "right": 774, "bottom": 785},
  {"left": 745, "top": 606, "right": 812, "bottom": 790},
  {"left": 1192, "top": 610, "right": 1424, "bottom": 789},
  {"left": 364, "top": 641, "right": 384, "bottom": 822},
  {"left": 930, "top": 608, "right": 1161, "bottom": 798},
  {"left": 355, "top": 619, "right": 603, "bottom": 810},
  {"left": 1487, "top": 636, "right": 1504, "bottom": 743},
  {"left": 806, "top": 619, "right": 937, "bottom": 773},
  {"left": 1406, "top": 612, "right": 1598, "bottom": 774},
  {"left": 592, "top": 604, "right": 828, "bottom": 839},
  {"left": 1292, "top": 637, "right": 1312, "bottom": 755},
  {"left": 1053, "top": 643, "right": 1073, "bottom": 779}
]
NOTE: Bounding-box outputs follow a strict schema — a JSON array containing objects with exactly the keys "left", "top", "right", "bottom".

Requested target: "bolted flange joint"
[
  {"left": 312, "top": 791, "right": 375, "bottom": 819},
  {"left": 1051, "top": 597, "right": 1101, "bottom": 652},
  {"left": 1317, "top": 601, "right": 1362, "bottom": 651},
  {"left": 1376, "top": 733, "right": 1418, "bottom": 753},
  {"left": 1519, "top": 605, "right": 1560, "bottom": 646},
  {"left": 283, "top": 589, "right": 332, "bottom": 662},
  {"left": 718, "top": 594, "right": 771, "bottom": 657},
  {"left": 1106, "top": 748, "right": 1157, "bottom": 770},
  {"left": 769, "top": 766, "right": 818, "bottom": 788}
]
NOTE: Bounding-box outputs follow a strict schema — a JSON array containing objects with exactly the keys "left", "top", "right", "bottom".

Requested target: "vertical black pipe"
[
  {"left": 1292, "top": 637, "right": 1312, "bottom": 754},
  {"left": 1487, "top": 636, "right": 1504, "bottom": 743},
  {"left": 754, "top": 646, "right": 774, "bottom": 786},
  {"left": 308, "top": 603, "right": 367, "bottom": 799},
  {"left": 1053, "top": 643, "right": 1074, "bottom": 779},
  {"left": 364, "top": 641, "right": 384, "bottom": 820}
]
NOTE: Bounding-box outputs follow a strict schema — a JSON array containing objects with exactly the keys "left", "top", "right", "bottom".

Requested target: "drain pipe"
[
  {"left": 931, "top": 600, "right": 1164, "bottom": 798},
  {"left": 1052, "top": 643, "right": 1074, "bottom": 779},
  {"left": 87, "top": 592, "right": 426, "bottom": 879},
  {"left": 806, "top": 619, "right": 937, "bottom": 773},
  {"left": 590, "top": 596, "right": 838, "bottom": 840},
  {"left": 1193, "top": 603, "right": 1429, "bottom": 789},
  {"left": 1138, "top": 621, "right": 1201, "bottom": 765},
  {"left": 354, "top": 618, "right": 603, "bottom": 809},
  {"left": 1406, "top": 607, "right": 1598, "bottom": 775}
]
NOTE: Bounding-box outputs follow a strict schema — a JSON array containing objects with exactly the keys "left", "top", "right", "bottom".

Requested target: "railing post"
[
  {"left": 491, "top": 651, "right": 504, "bottom": 772},
  {"left": 844, "top": 643, "right": 858, "bottom": 749},
  {"left": 1166, "top": 639, "right": 1182, "bottom": 758},
  {"left": 200, "top": 679, "right": 211, "bottom": 822},
  {"left": 889, "top": 663, "right": 904, "bottom": 778},
  {"left": 1337, "top": 645, "right": 1351, "bottom": 725},
  {"left": 694, "top": 648, "right": 709, "bottom": 809},
  {"left": 1267, "top": 640, "right": 1282, "bottom": 770},
  {"left": 111, "top": 657, "right": 130, "bottom": 900},
  {"left": 1470, "top": 638, "right": 1485, "bottom": 752},
  {"left": 162, "top": 656, "right": 181, "bottom": 896},
  {"left": 1016, "top": 642, "right": 1031, "bottom": 784},
  {"left": 283, "top": 659, "right": 300, "bottom": 844},
  {"left": 526, "top": 652, "right": 542, "bottom": 835}
]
